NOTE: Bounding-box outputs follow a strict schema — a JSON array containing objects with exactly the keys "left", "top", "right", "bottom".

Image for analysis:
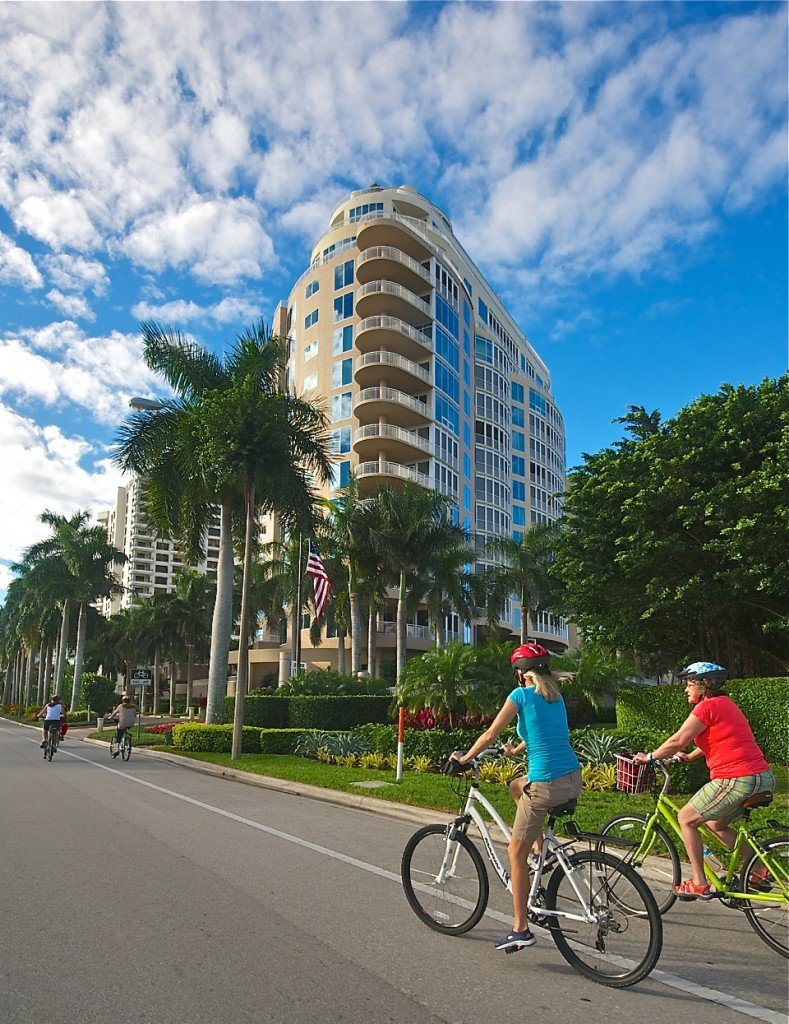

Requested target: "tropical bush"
[
  {"left": 396, "top": 641, "right": 511, "bottom": 725},
  {"left": 581, "top": 763, "right": 617, "bottom": 792},
  {"left": 293, "top": 730, "right": 369, "bottom": 759},
  {"left": 479, "top": 757, "right": 525, "bottom": 785},
  {"left": 573, "top": 730, "right": 625, "bottom": 766},
  {"left": 277, "top": 669, "right": 390, "bottom": 696},
  {"left": 80, "top": 673, "right": 117, "bottom": 713}
]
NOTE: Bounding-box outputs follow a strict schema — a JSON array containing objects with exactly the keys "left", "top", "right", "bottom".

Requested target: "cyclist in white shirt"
[
  {"left": 107, "top": 694, "right": 137, "bottom": 756},
  {"left": 37, "top": 694, "right": 63, "bottom": 748}
]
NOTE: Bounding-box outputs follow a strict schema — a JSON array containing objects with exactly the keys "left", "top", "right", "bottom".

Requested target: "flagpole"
[{"left": 293, "top": 531, "right": 303, "bottom": 677}]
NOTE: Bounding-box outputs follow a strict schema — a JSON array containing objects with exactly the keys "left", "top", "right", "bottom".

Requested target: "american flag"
[{"left": 306, "top": 540, "right": 332, "bottom": 620}]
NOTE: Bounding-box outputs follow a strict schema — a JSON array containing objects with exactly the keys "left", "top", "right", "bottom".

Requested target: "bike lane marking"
[{"left": 5, "top": 728, "right": 784, "bottom": 1024}]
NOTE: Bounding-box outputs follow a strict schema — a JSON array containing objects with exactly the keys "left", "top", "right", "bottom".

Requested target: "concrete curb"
[{"left": 79, "top": 734, "right": 453, "bottom": 829}]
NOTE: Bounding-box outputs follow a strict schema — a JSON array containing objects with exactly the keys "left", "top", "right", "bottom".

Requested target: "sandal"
[{"left": 675, "top": 878, "right": 714, "bottom": 900}]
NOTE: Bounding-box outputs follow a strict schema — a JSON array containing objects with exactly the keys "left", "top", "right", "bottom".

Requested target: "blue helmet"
[{"left": 679, "top": 661, "right": 727, "bottom": 680}]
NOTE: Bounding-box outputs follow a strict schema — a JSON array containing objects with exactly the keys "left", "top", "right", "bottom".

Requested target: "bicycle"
[
  {"left": 599, "top": 755, "right": 789, "bottom": 958},
  {"left": 108, "top": 723, "right": 132, "bottom": 762},
  {"left": 43, "top": 725, "right": 60, "bottom": 761},
  {"left": 401, "top": 748, "right": 663, "bottom": 988}
]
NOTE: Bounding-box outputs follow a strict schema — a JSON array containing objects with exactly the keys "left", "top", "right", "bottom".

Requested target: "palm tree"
[
  {"left": 171, "top": 569, "right": 215, "bottom": 712},
  {"left": 375, "top": 483, "right": 467, "bottom": 681},
  {"left": 115, "top": 321, "right": 332, "bottom": 745},
  {"left": 483, "top": 523, "right": 562, "bottom": 643},
  {"left": 326, "top": 475, "right": 372, "bottom": 675},
  {"left": 416, "top": 535, "right": 480, "bottom": 649}
]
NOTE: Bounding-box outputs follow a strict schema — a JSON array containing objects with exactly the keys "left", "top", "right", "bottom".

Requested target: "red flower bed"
[
  {"left": 403, "top": 708, "right": 494, "bottom": 731},
  {"left": 146, "top": 723, "right": 175, "bottom": 734}
]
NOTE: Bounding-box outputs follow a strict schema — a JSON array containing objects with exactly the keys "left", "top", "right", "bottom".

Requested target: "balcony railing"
[
  {"left": 354, "top": 387, "right": 431, "bottom": 418},
  {"left": 354, "top": 350, "right": 430, "bottom": 384},
  {"left": 353, "top": 423, "right": 432, "bottom": 456},
  {"left": 357, "top": 280, "right": 431, "bottom": 316},
  {"left": 357, "top": 245, "right": 431, "bottom": 283},
  {"left": 357, "top": 461, "right": 431, "bottom": 489},
  {"left": 357, "top": 315, "right": 432, "bottom": 351},
  {"left": 378, "top": 622, "right": 433, "bottom": 640}
]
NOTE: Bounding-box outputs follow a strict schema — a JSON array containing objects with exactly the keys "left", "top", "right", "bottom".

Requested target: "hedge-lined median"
[{"left": 223, "top": 694, "right": 392, "bottom": 729}]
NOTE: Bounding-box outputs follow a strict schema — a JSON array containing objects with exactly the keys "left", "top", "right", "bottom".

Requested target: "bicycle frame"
[
  {"left": 634, "top": 763, "right": 788, "bottom": 905},
  {"left": 445, "top": 758, "right": 600, "bottom": 926}
]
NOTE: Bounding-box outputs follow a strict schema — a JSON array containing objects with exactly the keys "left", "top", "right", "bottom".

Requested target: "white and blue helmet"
[{"left": 679, "top": 661, "right": 727, "bottom": 680}]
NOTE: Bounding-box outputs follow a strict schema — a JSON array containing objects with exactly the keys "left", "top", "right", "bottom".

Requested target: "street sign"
[{"left": 130, "top": 668, "right": 152, "bottom": 687}]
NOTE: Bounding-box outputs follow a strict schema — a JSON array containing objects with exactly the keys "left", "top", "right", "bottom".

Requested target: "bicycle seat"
[
  {"left": 741, "top": 792, "right": 773, "bottom": 810},
  {"left": 549, "top": 799, "right": 578, "bottom": 817}
]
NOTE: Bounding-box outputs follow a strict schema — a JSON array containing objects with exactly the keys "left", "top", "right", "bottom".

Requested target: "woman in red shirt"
[{"left": 635, "top": 662, "right": 774, "bottom": 899}]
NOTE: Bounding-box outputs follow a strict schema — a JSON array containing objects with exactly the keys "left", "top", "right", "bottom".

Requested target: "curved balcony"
[
  {"left": 352, "top": 423, "right": 432, "bottom": 463},
  {"left": 356, "top": 245, "right": 431, "bottom": 292},
  {"left": 355, "top": 279, "right": 431, "bottom": 326},
  {"left": 353, "top": 350, "right": 430, "bottom": 391},
  {"left": 354, "top": 387, "right": 431, "bottom": 428},
  {"left": 356, "top": 315, "right": 432, "bottom": 362},
  {"left": 355, "top": 213, "right": 434, "bottom": 262},
  {"left": 357, "top": 460, "right": 431, "bottom": 495}
]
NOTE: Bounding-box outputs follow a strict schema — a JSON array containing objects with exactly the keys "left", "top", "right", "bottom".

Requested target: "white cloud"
[
  {"left": 44, "top": 253, "right": 109, "bottom": 295},
  {"left": 0, "top": 232, "right": 43, "bottom": 289},
  {"left": 15, "top": 190, "right": 99, "bottom": 251},
  {"left": 46, "top": 288, "right": 95, "bottom": 320},
  {"left": 131, "top": 295, "right": 262, "bottom": 325},
  {"left": 0, "top": 321, "right": 162, "bottom": 425},
  {"left": 0, "top": 402, "right": 125, "bottom": 568}
]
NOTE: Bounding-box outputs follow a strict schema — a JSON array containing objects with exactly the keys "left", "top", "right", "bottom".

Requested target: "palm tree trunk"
[
  {"left": 54, "top": 599, "right": 70, "bottom": 693},
  {"left": 520, "top": 589, "right": 528, "bottom": 643},
  {"left": 2, "top": 662, "right": 12, "bottom": 704},
  {"left": 186, "top": 645, "right": 195, "bottom": 712},
  {"left": 152, "top": 647, "right": 160, "bottom": 715},
  {"left": 349, "top": 577, "right": 363, "bottom": 676},
  {"left": 367, "top": 605, "right": 377, "bottom": 678},
  {"left": 231, "top": 473, "right": 256, "bottom": 761},
  {"left": 70, "top": 602, "right": 88, "bottom": 712},
  {"left": 14, "top": 648, "right": 23, "bottom": 703},
  {"left": 337, "top": 630, "right": 347, "bottom": 674},
  {"left": 396, "top": 571, "right": 407, "bottom": 682},
  {"left": 45, "top": 640, "right": 54, "bottom": 696},
  {"left": 206, "top": 501, "right": 234, "bottom": 724},
  {"left": 23, "top": 648, "right": 34, "bottom": 706},
  {"left": 36, "top": 642, "right": 46, "bottom": 704},
  {"left": 169, "top": 662, "right": 178, "bottom": 716}
]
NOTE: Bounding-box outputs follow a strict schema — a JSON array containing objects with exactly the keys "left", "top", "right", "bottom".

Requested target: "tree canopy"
[{"left": 556, "top": 376, "right": 788, "bottom": 675}]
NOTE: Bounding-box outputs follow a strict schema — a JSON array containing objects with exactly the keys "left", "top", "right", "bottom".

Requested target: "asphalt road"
[{"left": 1, "top": 722, "right": 786, "bottom": 1024}]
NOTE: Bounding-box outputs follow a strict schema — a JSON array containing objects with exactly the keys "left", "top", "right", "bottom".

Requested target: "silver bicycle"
[{"left": 401, "top": 748, "right": 663, "bottom": 988}]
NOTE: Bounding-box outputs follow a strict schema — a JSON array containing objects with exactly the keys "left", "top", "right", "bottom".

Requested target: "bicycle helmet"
[
  {"left": 510, "top": 642, "right": 551, "bottom": 672},
  {"left": 678, "top": 661, "right": 727, "bottom": 681}
]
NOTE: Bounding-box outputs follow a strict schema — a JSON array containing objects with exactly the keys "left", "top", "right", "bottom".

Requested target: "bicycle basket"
[{"left": 615, "top": 753, "right": 654, "bottom": 794}]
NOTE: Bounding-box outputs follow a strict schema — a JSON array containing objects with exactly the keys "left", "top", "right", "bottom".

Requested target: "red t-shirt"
[{"left": 691, "top": 695, "right": 769, "bottom": 779}]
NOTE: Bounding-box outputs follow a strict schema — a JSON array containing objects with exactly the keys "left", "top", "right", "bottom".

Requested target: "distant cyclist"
[
  {"left": 634, "top": 661, "right": 774, "bottom": 899},
  {"left": 37, "top": 694, "right": 63, "bottom": 749},
  {"left": 450, "top": 642, "right": 581, "bottom": 953},
  {"left": 107, "top": 693, "right": 137, "bottom": 757}
]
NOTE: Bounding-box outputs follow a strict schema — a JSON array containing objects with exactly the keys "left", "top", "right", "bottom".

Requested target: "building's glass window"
[
  {"left": 463, "top": 453, "right": 471, "bottom": 479},
  {"left": 435, "top": 324, "right": 459, "bottom": 370},
  {"left": 512, "top": 381, "right": 524, "bottom": 404},
  {"left": 303, "top": 372, "right": 318, "bottom": 391},
  {"left": 512, "top": 406, "right": 524, "bottom": 428},
  {"left": 513, "top": 505, "right": 526, "bottom": 527},
  {"left": 463, "top": 329, "right": 471, "bottom": 357},
  {"left": 330, "top": 460, "right": 351, "bottom": 489},
  {"left": 305, "top": 279, "right": 319, "bottom": 298},
  {"left": 322, "top": 236, "right": 355, "bottom": 260},
  {"left": 331, "top": 392, "right": 352, "bottom": 421},
  {"left": 435, "top": 359, "right": 459, "bottom": 404},
  {"left": 435, "top": 394, "right": 459, "bottom": 433},
  {"left": 436, "top": 294, "right": 459, "bottom": 339},
  {"left": 512, "top": 431, "right": 525, "bottom": 452},
  {"left": 334, "top": 259, "right": 354, "bottom": 290},
  {"left": 463, "top": 294, "right": 472, "bottom": 320},
  {"left": 331, "top": 358, "right": 352, "bottom": 388},
  {"left": 330, "top": 426, "right": 351, "bottom": 454},
  {"left": 530, "top": 388, "right": 547, "bottom": 415},
  {"left": 349, "top": 202, "right": 383, "bottom": 220},
  {"left": 512, "top": 530, "right": 522, "bottom": 544},
  {"left": 463, "top": 422, "right": 471, "bottom": 447},
  {"left": 304, "top": 309, "right": 318, "bottom": 329},
  {"left": 513, "top": 480, "right": 526, "bottom": 502},
  {"left": 333, "top": 293, "right": 353, "bottom": 322},
  {"left": 512, "top": 455, "right": 525, "bottom": 476},
  {"left": 332, "top": 325, "right": 353, "bottom": 354},
  {"left": 478, "top": 297, "right": 488, "bottom": 323},
  {"left": 304, "top": 340, "right": 318, "bottom": 361},
  {"left": 463, "top": 361, "right": 470, "bottom": 386},
  {"left": 463, "top": 484, "right": 471, "bottom": 512},
  {"left": 463, "top": 392, "right": 471, "bottom": 417}
]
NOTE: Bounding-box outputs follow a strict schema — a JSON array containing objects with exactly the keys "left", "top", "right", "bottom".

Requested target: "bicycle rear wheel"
[
  {"left": 740, "top": 837, "right": 789, "bottom": 958},
  {"left": 599, "top": 815, "right": 680, "bottom": 914},
  {"left": 546, "top": 849, "right": 663, "bottom": 987},
  {"left": 401, "top": 824, "right": 489, "bottom": 935},
  {"left": 47, "top": 734, "right": 57, "bottom": 760},
  {"left": 121, "top": 734, "right": 132, "bottom": 761}
]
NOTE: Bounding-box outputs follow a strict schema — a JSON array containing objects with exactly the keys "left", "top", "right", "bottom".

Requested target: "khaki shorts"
[{"left": 512, "top": 768, "right": 583, "bottom": 846}]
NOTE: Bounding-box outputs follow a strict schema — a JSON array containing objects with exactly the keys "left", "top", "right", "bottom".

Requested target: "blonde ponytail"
[{"left": 521, "top": 668, "right": 561, "bottom": 703}]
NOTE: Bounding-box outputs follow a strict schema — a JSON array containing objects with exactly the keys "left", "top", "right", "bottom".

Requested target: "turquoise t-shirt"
[{"left": 507, "top": 684, "right": 579, "bottom": 782}]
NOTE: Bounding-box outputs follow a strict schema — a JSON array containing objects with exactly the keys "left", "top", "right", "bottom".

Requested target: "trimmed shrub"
[
  {"left": 288, "top": 696, "right": 391, "bottom": 730},
  {"left": 616, "top": 678, "right": 788, "bottom": 764},
  {"left": 277, "top": 669, "right": 391, "bottom": 696},
  {"left": 80, "top": 673, "right": 116, "bottom": 713},
  {"left": 225, "top": 695, "right": 290, "bottom": 728},
  {"left": 258, "top": 729, "right": 316, "bottom": 755},
  {"left": 172, "top": 724, "right": 260, "bottom": 753}
]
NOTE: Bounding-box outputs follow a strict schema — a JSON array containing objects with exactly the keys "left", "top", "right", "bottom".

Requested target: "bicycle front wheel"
[
  {"left": 740, "top": 837, "right": 789, "bottom": 958},
  {"left": 546, "top": 849, "right": 663, "bottom": 987},
  {"left": 401, "top": 824, "right": 489, "bottom": 935},
  {"left": 599, "top": 815, "right": 680, "bottom": 914},
  {"left": 121, "top": 735, "right": 132, "bottom": 761}
]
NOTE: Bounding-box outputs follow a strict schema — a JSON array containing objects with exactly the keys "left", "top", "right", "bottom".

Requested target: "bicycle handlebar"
[{"left": 442, "top": 748, "right": 502, "bottom": 775}]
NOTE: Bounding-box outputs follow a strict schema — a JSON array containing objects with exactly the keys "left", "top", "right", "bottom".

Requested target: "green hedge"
[
  {"left": 172, "top": 724, "right": 260, "bottom": 753},
  {"left": 258, "top": 729, "right": 315, "bottom": 754},
  {"left": 351, "top": 724, "right": 483, "bottom": 763},
  {"left": 225, "top": 694, "right": 391, "bottom": 729},
  {"left": 616, "top": 678, "right": 788, "bottom": 764}
]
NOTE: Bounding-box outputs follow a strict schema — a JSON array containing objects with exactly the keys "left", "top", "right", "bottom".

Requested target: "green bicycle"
[{"left": 599, "top": 756, "right": 789, "bottom": 958}]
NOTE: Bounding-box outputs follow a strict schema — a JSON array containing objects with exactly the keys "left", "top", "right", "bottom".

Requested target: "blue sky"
[{"left": 0, "top": 0, "right": 786, "bottom": 595}]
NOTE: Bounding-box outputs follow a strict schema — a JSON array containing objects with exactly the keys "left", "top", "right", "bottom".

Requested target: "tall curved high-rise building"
[{"left": 273, "top": 183, "right": 567, "bottom": 672}]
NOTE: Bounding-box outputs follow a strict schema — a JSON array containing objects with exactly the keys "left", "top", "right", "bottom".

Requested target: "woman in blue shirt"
[{"left": 451, "top": 643, "right": 581, "bottom": 953}]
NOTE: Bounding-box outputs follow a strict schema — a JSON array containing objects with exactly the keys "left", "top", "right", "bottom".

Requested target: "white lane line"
[{"left": 7, "top": 730, "right": 785, "bottom": 1024}]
